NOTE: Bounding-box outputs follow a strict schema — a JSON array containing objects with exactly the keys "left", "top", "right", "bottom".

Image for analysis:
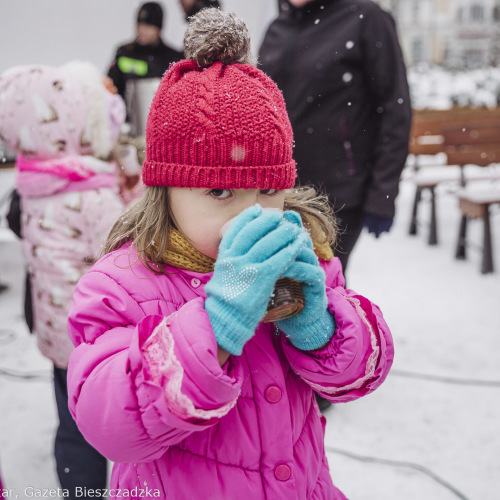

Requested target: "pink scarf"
[{"left": 16, "top": 154, "right": 120, "bottom": 198}]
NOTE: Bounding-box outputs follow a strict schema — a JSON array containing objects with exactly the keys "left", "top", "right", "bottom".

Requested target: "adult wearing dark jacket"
[
  {"left": 260, "top": 0, "right": 411, "bottom": 272},
  {"left": 178, "top": 0, "right": 222, "bottom": 19},
  {"left": 107, "top": 2, "right": 183, "bottom": 99}
]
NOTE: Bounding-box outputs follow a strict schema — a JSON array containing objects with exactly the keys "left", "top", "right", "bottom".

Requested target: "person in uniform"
[{"left": 107, "top": 2, "right": 183, "bottom": 99}]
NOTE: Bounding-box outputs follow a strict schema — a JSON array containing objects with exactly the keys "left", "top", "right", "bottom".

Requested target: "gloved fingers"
[
  {"left": 262, "top": 232, "right": 307, "bottom": 276},
  {"left": 362, "top": 213, "right": 393, "bottom": 238},
  {"left": 294, "top": 244, "right": 320, "bottom": 266},
  {"left": 220, "top": 205, "right": 264, "bottom": 251},
  {"left": 245, "top": 220, "right": 303, "bottom": 263},
  {"left": 282, "top": 210, "right": 303, "bottom": 227},
  {"left": 283, "top": 210, "right": 316, "bottom": 248},
  {"left": 226, "top": 210, "right": 283, "bottom": 256},
  {"left": 282, "top": 259, "right": 324, "bottom": 288}
]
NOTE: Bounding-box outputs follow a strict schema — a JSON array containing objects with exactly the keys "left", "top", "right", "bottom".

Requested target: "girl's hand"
[
  {"left": 204, "top": 205, "right": 306, "bottom": 355},
  {"left": 276, "top": 211, "right": 335, "bottom": 350}
]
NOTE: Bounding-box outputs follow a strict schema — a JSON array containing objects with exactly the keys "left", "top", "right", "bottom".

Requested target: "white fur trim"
[
  {"left": 62, "top": 61, "right": 112, "bottom": 159},
  {"left": 143, "top": 315, "right": 240, "bottom": 420}
]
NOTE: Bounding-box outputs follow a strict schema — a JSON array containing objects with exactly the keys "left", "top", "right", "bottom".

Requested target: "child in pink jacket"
[
  {"left": 67, "top": 9, "right": 394, "bottom": 500},
  {"left": 0, "top": 61, "right": 127, "bottom": 497}
]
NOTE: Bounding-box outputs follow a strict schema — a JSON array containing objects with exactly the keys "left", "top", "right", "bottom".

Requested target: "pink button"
[
  {"left": 265, "top": 386, "right": 282, "bottom": 403},
  {"left": 191, "top": 278, "right": 201, "bottom": 288},
  {"left": 274, "top": 464, "right": 291, "bottom": 481}
]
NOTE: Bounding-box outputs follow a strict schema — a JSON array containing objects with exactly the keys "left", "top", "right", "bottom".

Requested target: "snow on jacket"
[
  {"left": 259, "top": 0, "right": 412, "bottom": 218},
  {"left": 67, "top": 242, "right": 394, "bottom": 499},
  {"left": 17, "top": 159, "right": 124, "bottom": 368}
]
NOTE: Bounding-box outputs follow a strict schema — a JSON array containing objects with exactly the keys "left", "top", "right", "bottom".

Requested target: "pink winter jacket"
[
  {"left": 17, "top": 161, "right": 124, "bottom": 368},
  {"left": 67, "top": 242, "right": 394, "bottom": 499}
]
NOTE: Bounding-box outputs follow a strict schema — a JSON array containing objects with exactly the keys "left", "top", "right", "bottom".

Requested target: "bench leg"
[
  {"left": 428, "top": 187, "right": 438, "bottom": 245},
  {"left": 409, "top": 186, "right": 422, "bottom": 236},
  {"left": 481, "top": 207, "right": 494, "bottom": 274},
  {"left": 455, "top": 215, "right": 467, "bottom": 260}
]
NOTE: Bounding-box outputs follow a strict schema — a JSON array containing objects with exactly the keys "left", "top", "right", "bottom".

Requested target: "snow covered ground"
[{"left": 0, "top": 163, "right": 499, "bottom": 500}]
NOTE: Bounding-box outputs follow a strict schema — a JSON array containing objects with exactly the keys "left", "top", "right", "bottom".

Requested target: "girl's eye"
[
  {"left": 209, "top": 188, "right": 232, "bottom": 199},
  {"left": 261, "top": 189, "right": 278, "bottom": 196}
]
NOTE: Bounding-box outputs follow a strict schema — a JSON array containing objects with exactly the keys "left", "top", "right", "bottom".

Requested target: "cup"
[
  {"left": 220, "top": 208, "right": 304, "bottom": 323},
  {"left": 261, "top": 276, "right": 304, "bottom": 323}
]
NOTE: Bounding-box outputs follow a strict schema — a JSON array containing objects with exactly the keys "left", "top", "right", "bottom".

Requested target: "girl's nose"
[{"left": 238, "top": 189, "right": 261, "bottom": 210}]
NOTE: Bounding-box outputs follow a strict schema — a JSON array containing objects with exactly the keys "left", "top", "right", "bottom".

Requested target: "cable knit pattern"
[{"left": 143, "top": 60, "right": 296, "bottom": 189}]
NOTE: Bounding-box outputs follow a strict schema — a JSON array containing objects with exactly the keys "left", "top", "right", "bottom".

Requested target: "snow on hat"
[
  {"left": 142, "top": 8, "right": 296, "bottom": 190},
  {"left": 137, "top": 2, "right": 163, "bottom": 29},
  {"left": 0, "top": 62, "right": 125, "bottom": 161}
]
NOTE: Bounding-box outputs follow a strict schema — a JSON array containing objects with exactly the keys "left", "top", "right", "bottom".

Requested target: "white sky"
[{"left": 0, "top": 0, "right": 278, "bottom": 75}]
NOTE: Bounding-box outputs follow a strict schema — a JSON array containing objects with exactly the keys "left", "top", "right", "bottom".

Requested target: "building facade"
[{"left": 377, "top": 0, "right": 500, "bottom": 68}]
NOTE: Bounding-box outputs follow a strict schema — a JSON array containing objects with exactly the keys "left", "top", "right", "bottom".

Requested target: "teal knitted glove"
[
  {"left": 276, "top": 211, "right": 335, "bottom": 351},
  {"left": 205, "top": 205, "right": 306, "bottom": 355}
]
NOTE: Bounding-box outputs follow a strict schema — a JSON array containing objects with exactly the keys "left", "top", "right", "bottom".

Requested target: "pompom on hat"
[{"left": 143, "top": 8, "right": 296, "bottom": 190}]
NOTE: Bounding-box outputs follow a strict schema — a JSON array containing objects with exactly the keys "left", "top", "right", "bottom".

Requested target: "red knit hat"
[{"left": 142, "top": 10, "right": 296, "bottom": 190}]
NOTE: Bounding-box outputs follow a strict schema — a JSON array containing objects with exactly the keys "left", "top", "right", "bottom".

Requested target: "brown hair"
[{"left": 102, "top": 185, "right": 337, "bottom": 274}]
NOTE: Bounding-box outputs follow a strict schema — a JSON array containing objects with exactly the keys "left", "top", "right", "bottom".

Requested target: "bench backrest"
[{"left": 410, "top": 107, "right": 500, "bottom": 156}]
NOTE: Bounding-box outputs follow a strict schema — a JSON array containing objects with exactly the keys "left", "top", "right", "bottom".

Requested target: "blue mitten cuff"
[
  {"left": 205, "top": 205, "right": 306, "bottom": 355},
  {"left": 278, "top": 301, "right": 335, "bottom": 351}
]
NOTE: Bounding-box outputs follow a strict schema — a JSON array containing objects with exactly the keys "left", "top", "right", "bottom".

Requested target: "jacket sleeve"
[
  {"left": 107, "top": 47, "right": 126, "bottom": 99},
  {"left": 361, "top": 6, "right": 412, "bottom": 218},
  {"left": 280, "top": 258, "right": 394, "bottom": 403},
  {"left": 67, "top": 269, "right": 243, "bottom": 463}
]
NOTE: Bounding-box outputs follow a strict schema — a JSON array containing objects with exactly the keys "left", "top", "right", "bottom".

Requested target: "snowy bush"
[{"left": 408, "top": 63, "right": 500, "bottom": 109}]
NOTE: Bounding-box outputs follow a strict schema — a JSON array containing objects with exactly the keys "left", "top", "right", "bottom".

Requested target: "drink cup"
[{"left": 220, "top": 207, "right": 304, "bottom": 322}]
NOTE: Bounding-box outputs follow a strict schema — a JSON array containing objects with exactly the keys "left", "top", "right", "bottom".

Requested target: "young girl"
[
  {"left": 0, "top": 62, "right": 129, "bottom": 496},
  {"left": 67, "top": 9, "right": 394, "bottom": 500}
]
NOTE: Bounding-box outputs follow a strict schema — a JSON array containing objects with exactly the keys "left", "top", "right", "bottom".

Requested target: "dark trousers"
[
  {"left": 53, "top": 367, "right": 107, "bottom": 499},
  {"left": 334, "top": 206, "right": 364, "bottom": 276}
]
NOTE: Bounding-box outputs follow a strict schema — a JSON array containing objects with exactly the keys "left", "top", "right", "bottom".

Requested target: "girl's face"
[{"left": 168, "top": 187, "right": 286, "bottom": 259}]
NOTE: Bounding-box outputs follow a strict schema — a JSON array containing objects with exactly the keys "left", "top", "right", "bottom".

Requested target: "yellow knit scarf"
[
  {"left": 162, "top": 228, "right": 215, "bottom": 273},
  {"left": 161, "top": 226, "right": 333, "bottom": 273}
]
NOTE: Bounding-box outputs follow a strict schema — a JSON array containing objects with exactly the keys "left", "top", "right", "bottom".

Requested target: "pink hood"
[{"left": 0, "top": 62, "right": 125, "bottom": 161}]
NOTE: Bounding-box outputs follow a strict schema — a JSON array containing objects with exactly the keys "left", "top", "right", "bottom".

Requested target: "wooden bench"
[
  {"left": 455, "top": 188, "right": 500, "bottom": 274},
  {"left": 408, "top": 107, "right": 500, "bottom": 245}
]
